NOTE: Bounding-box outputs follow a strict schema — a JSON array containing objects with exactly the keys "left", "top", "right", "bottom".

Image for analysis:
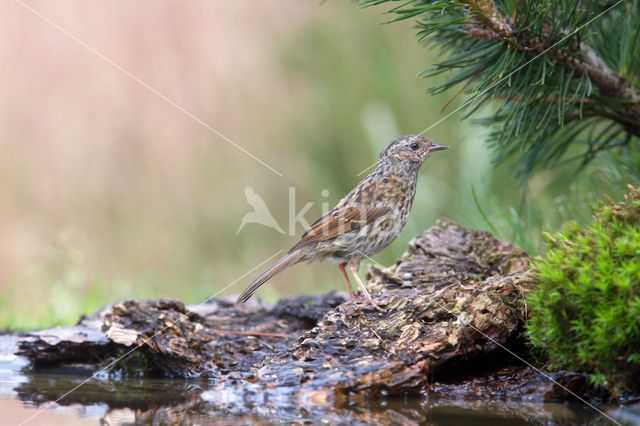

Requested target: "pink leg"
[
  {"left": 338, "top": 263, "right": 357, "bottom": 300},
  {"left": 349, "top": 262, "right": 384, "bottom": 311}
]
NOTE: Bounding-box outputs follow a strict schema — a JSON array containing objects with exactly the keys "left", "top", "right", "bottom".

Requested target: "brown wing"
[{"left": 296, "top": 205, "right": 389, "bottom": 245}]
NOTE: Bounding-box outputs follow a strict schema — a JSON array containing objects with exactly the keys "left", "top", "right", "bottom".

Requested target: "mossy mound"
[{"left": 527, "top": 185, "right": 640, "bottom": 395}]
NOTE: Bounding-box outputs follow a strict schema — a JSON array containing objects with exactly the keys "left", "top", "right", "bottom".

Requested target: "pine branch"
[
  {"left": 578, "top": 44, "right": 640, "bottom": 126},
  {"left": 462, "top": 0, "right": 512, "bottom": 37},
  {"left": 361, "top": 0, "right": 640, "bottom": 179},
  {"left": 463, "top": 4, "right": 640, "bottom": 136}
]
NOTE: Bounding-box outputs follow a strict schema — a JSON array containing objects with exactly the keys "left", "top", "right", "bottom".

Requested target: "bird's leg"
[
  {"left": 349, "top": 262, "right": 384, "bottom": 312},
  {"left": 338, "top": 263, "right": 357, "bottom": 300}
]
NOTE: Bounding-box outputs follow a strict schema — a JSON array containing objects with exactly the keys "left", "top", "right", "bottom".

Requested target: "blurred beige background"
[{"left": 1, "top": 0, "right": 619, "bottom": 329}]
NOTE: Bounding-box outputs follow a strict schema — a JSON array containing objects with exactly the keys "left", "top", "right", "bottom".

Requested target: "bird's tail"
[{"left": 235, "top": 249, "right": 304, "bottom": 305}]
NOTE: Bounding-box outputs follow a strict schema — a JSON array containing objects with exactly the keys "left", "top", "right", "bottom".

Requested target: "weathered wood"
[
  {"left": 250, "top": 218, "right": 530, "bottom": 395},
  {"left": 17, "top": 326, "right": 117, "bottom": 367},
  {"left": 13, "top": 218, "right": 602, "bottom": 408},
  {"left": 101, "top": 294, "right": 345, "bottom": 377},
  {"left": 8, "top": 218, "right": 627, "bottom": 423}
]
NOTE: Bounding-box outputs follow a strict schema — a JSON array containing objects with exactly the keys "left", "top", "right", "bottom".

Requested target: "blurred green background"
[{"left": 0, "top": 0, "right": 631, "bottom": 329}]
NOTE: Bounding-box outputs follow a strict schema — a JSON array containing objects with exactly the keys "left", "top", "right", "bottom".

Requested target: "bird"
[
  {"left": 236, "top": 186, "right": 285, "bottom": 235},
  {"left": 235, "top": 135, "right": 448, "bottom": 308}
]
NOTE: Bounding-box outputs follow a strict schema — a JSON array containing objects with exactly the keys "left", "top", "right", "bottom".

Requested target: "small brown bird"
[{"left": 235, "top": 135, "right": 448, "bottom": 307}]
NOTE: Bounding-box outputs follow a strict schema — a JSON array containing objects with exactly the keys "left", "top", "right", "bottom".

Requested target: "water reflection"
[
  {"left": 3, "top": 369, "right": 617, "bottom": 425},
  {"left": 0, "top": 333, "right": 631, "bottom": 425}
]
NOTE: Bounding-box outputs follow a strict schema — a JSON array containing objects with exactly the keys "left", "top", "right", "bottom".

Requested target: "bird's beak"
[{"left": 428, "top": 144, "right": 449, "bottom": 153}]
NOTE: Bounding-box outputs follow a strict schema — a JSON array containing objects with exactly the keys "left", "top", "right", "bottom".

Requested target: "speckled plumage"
[{"left": 236, "top": 135, "right": 448, "bottom": 307}]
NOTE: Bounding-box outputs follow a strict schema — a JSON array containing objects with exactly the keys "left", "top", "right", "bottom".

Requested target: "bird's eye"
[{"left": 410, "top": 143, "right": 419, "bottom": 151}]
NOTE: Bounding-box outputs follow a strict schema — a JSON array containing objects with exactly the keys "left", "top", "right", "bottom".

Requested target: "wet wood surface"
[{"left": 10, "top": 218, "right": 609, "bottom": 422}]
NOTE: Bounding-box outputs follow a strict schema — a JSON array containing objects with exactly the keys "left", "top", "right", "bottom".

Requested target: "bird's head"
[{"left": 378, "top": 135, "right": 448, "bottom": 168}]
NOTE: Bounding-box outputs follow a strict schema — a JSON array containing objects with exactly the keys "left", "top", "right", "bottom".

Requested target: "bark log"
[
  {"left": 9, "top": 218, "right": 610, "bottom": 423},
  {"left": 16, "top": 219, "right": 532, "bottom": 391}
]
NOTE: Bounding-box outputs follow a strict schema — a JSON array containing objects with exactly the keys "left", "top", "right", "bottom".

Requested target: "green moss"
[{"left": 526, "top": 186, "right": 640, "bottom": 394}]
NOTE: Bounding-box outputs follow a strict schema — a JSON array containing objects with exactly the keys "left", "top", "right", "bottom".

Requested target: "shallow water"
[
  {"left": 1, "top": 369, "right": 631, "bottom": 425},
  {"left": 0, "top": 335, "right": 635, "bottom": 425}
]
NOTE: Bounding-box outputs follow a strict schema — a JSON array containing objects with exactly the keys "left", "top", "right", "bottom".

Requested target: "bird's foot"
[
  {"left": 360, "top": 294, "right": 385, "bottom": 313},
  {"left": 345, "top": 293, "right": 384, "bottom": 312}
]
